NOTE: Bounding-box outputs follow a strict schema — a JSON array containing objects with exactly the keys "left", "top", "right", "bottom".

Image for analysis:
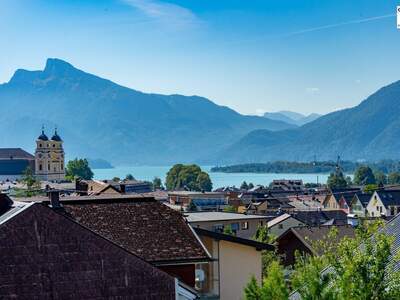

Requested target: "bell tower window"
[{"left": 39, "top": 164, "right": 42, "bottom": 171}]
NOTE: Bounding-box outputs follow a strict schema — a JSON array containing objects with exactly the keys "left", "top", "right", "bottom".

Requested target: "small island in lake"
[{"left": 210, "top": 160, "right": 400, "bottom": 174}]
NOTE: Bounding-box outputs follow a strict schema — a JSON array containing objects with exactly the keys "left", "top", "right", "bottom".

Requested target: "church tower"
[{"left": 35, "top": 127, "right": 65, "bottom": 181}]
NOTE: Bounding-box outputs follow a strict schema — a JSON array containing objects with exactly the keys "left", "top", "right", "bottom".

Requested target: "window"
[
  {"left": 397, "top": 207, "right": 400, "bottom": 214},
  {"left": 379, "top": 206, "right": 383, "bottom": 213},
  {"left": 231, "top": 223, "right": 239, "bottom": 232},
  {"left": 39, "top": 144, "right": 42, "bottom": 147},
  {"left": 391, "top": 207, "right": 395, "bottom": 216},
  {"left": 241, "top": 221, "right": 249, "bottom": 230},
  {"left": 61, "top": 163, "right": 63, "bottom": 170},
  {"left": 39, "top": 164, "right": 42, "bottom": 171},
  {"left": 259, "top": 221, "right": 263, "bottom": 226},
  {"left": 48, "top": 164, "right": 50, "bottom": 171},
  {"left": 53, "top": 144, "right": 55, "bottom": 147}
]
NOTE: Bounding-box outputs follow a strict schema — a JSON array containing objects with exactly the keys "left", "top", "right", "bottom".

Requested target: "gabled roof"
[
  {"left": 194, "top": 227, "right": 274, "bottom": 251},
  {"left": 62, "top": 198, "right": 211, "bottom": 264},
  {"left": 185, "top": 211, "right": 270, "bottom": 222},
  {"left": 292, "top": 210, "right": 348, "bottom": 226},
  {"left": 279, "top": 225, "right": 355, "bottom": 255},
  {"left": 267, "top": 213, "right": 293, "bottom": 228},
  {"left": 0, "top": 202, "right": 178, "bottom": 299},
  {"left": 0, "top": 148, "right": 34, "bottom": 160},
  {"left": 375, "top": 190, "right": 400, "bottom": 207},
  {"left": 353, "top": 193, "right": 372, "bottom": 206}
]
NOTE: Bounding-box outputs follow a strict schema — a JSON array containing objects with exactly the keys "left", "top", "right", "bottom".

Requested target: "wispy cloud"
[
  {"left": 285, "top": 14, "right": 395, "bottom": 37},
  {"left": 121, "top": 0, "right": 199, "bottom": 29}
]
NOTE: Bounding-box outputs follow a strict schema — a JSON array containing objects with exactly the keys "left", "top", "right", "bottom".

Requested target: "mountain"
[
  {"left": 216, "top": 80, "right": 400, "bottom": 164},
  {"left": 0, "top": 58, "right": 294, "bottom": 165},
  {"left": 263, "top": 111, "right": 321, "bottom": 126}
]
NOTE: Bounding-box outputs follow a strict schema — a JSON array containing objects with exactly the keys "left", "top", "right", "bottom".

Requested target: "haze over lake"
[{"left": 93, "top": 166, "right": 331, "bottom": 188}]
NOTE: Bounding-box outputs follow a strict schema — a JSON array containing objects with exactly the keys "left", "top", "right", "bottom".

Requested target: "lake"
[{"left": 93, "top": 166, "right": 330, "bottom": 188}]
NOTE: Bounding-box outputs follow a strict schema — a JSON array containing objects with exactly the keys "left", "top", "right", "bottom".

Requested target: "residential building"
[
  {"left": 194, "top": 227, "right": 273, "bottom": 300},
  {"left": 322, "top": 188, "right": 361, "bottom": 210},
  {"left": 0, "top": 148, "right": 35, "bottom": 181},
  {"left": 76, "top": 178, "right": 153, "bottom": 195},
  {"left": 186, "top": 211, "right": 271, "bottom": 239},
  {"left": 168, "top": 191, "right": 227, "bottom": 211},
  {"left": 56, "top": 194, "right": 211, "bottom": 288},
  {"left": 267, "top": 213, "right": 306, "bottom": 238},
  {"left": 366, "top": 190, "right": 400, "bottom": 217},
  {"left": 35, "top": 127, "right": 65, "bottom": 181},
  {"left": 277, "top": 225, "right": 355, "bottom": 266},
  {"left": 291, "top": 210, "right": 348, "bottom": 226},
  {"left": 270, "top": 179, "right": 304, "bottom": 192},
  {"left": 0, "top": 197, "right": 196, "bottom": 299},
  {"left": 246, "top": 194, "right": 295, "bottom": 215},
  {"left": 350, "top": 193, "right": 372, "bottom": 217}
]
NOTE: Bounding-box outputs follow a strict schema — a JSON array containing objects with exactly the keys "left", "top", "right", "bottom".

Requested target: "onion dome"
[
  {"left": 51, "top": 128, "right": 62, "bottom": 142},
  {"left": 38, "top": 127, "right": 48, "bottom": 141}
]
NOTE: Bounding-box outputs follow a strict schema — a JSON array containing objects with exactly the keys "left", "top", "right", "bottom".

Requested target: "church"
[{"left": 35, "top": 127, "right": 66, "bottom": 181}]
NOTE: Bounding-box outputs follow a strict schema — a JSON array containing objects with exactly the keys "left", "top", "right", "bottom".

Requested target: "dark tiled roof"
[
  {"left": 376, "top": 190, "right": 400, "bottom": 207},
  {"left": 292, "top": 210, "right": 348, "bottom": 226},
  {"left": 62, "top": 199, "right": 210, "bottom": 264},
  {"left": 0, "top": 148, "right": 34, "bottom": 160},
  {"left": 194, "top": 227, "right": 274, "bottom": 251},
  {"left": 283, "top": 225, "right": 355, "bottom": 254},
  {"left": 354, "top": 193, "right": 372, "bottom": 206},
  {"left": 0, "top": 203, "right": 176, "bottom": 299}
]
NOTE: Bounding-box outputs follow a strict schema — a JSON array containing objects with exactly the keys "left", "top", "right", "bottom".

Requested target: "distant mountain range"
[
  {"left": 215, "top": 80, "right": 400, "bottom": 164},
  {"left": 0, "top": 58, "right": 294, "bottom": 165},
  {"left": 263, "top": 111, "right": 321, "bottom": 126}
]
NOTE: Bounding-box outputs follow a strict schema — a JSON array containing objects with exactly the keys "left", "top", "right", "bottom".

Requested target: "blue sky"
[{"left": 0, "top": 0, "right": 399, "bottom": 115}]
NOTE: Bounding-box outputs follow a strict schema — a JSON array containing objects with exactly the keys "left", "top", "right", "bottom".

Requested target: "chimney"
[
  {"left": 48, "top": 190, "right": 62, "bottom": 209},
  {"left": 120, "top": 183, "right": 126, "bottom": 194}
]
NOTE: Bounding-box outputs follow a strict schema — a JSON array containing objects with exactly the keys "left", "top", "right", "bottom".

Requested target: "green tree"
[
  {"left": 244, "top": 261, "right": 289, "bottom": 300},
  {"left": 21, "top": 166, "right": 38, "bottom": 190},
  {"left": 244, "top": 276, "right": 261, "bottom": 300},
  {"left": 165, "top": 164, "right": 212, "bottom": 191},
  {"left": 374, "top": 170, "right": 387, "bottom": 185},
  {"left": 388, "top": 172, "right": 400, "bottom": 184},
  {"left": 188, "top": 201, "right": 197, "bottom": 212},
  {"left": 223, "top": 205, "right": 237, "bottom": 213},
  {"left": 353, "top": 165, "right": 376, "bottom": 185},
  {"left": 253, "top": 225, "right": 279, "bottom": 278},
  {"left": 66, "top": 158, "right": 94, "bottom": 180},
  {"left": 223, "top": 224, "right": 235, "bottom": 236},
  {"left": 248, "top": 182, "right": 254, "bottom": 189},
  {"left": 327, "top": 171, "right": 348, "bottom": 189},
  {"left": 363, "top": 184, "right": 378, "bottom": 194},
  {"left": 196, "top": 171, "right": 213, "bottom": 191},
  {"left": 125, "top": 174, "right": 135, "bottom": 180},
  {"left": 153, "top": 177, "right": 163, "bottom": 190},
  {"left": 241, "top": 181, "right": 249, "bottom": 190},
  {"left": 112, "top": 176, "right": 121, "bottom": 182}
]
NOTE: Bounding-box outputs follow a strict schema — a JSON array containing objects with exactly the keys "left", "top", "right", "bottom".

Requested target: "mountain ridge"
[
  {"left": 0, "top": 58, "right": 295, "bottom": 165},
  {"left": 216, "top": 80, "right": 400, "bottom": 164}
]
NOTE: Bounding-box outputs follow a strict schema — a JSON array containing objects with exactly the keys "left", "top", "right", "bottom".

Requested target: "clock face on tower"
[{"left": 51, "top": 152, "right": 58, "bottom": 160}]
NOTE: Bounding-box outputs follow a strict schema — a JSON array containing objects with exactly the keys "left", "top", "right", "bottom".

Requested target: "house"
[
  {"left": 76, "top": 178, "right": 152, "bottom": 195},
  {"left": 76, "top": 179, "right": 121, "bottom": 195},
  {"left": 277, "top": 225, "right": 355, "bottom": 266},
  {"left": 366, "top": 190, "right": 400, "bottom": 217},
  {"left": 0, "top": 148, "right": 35, "bottom": 181},
  {"left": 56, "top": 194, "right": 211, "bottom": 288},
  {"left": 270, "top": 179, "right": 304, "bottom": 192},
  {"left": 267, "top": 213, "right": 306, "bottom": 238},
  {"left": 322, "top": 188, "right": 361, "bottom": 210},
  {"left": 291, "top": 210, "right": 348, "bottom": 226},
  {"left": 0, "top": 197, "right": 197, "bottom": 299},
  {"left": 185, "top": 211, "right": 271, "bottom": 239},
  {"left": 168, "top": 191, "right": 227, "bottom": 211},
  {"left": 194, "top": 227, "right": 274, "bottom": 300},
  {"left": 246, "top": 194, "right": 295, "bottom": 215},
  {"left": 350, "top": 193, "right": 372, "bottom": 217}
]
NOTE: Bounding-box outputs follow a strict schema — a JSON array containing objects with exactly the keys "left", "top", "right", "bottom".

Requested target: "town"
[{"left": 1, "top": 129, "right": 399, "bottom": 299}]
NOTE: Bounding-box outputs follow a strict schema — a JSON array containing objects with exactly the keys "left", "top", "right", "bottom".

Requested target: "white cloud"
[
  {"left": 121, "top": 0, "right": 199, "bottom": 29},
  {"left": 255, "top": 108, "right": 266, "bottom": 116},
  {"left": 306, "top": 87, "right": 320, "bottom": 94}
]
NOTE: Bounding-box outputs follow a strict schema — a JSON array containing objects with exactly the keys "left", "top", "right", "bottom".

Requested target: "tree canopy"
[
  {"left": 353, "top": 165, "right": 376, "bottom": 185},
  {"left": 66, "top": 158, "right": 94, "bottom": 180},
  {"left": 327, "top": 171, "right": 348, "bottom": 189},
  {"left": 165, "top": 164, "right": 212, "bottom": 191}
]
